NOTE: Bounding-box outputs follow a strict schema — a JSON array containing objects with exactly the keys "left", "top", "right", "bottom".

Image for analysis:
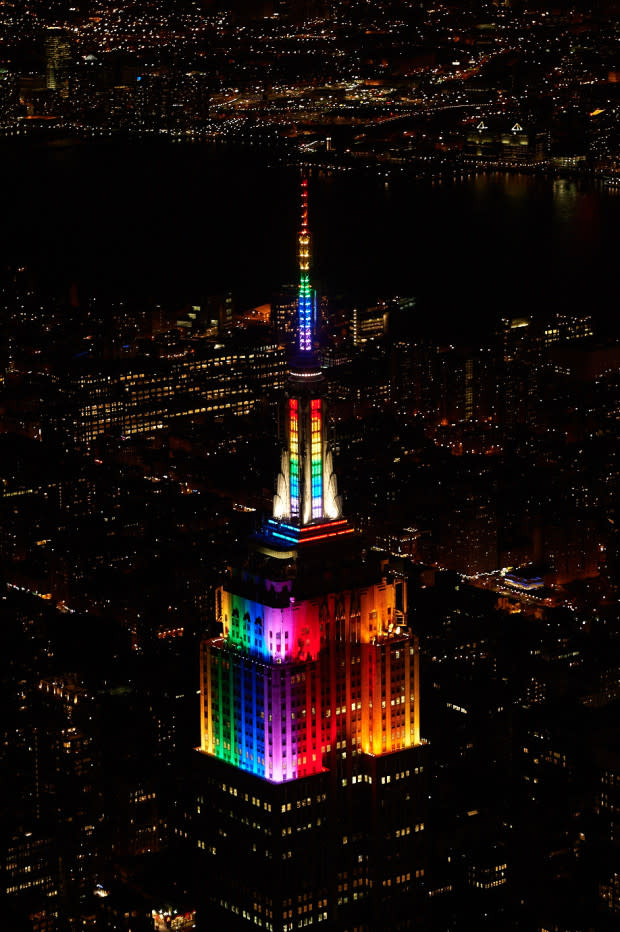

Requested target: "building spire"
[
  {"left": 270, "top": 176, "right": 346, "bottom": 536},
  {"left": 297, "top": 174, "right": 313, "bottom": 354}
]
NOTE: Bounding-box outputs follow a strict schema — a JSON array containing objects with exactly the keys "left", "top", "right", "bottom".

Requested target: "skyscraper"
[
  {"left": 194, "top": 178, "right": 428, "bottom": 931},
  {"left": 45, "top": 28, "right": 72, "bottom": 98}
]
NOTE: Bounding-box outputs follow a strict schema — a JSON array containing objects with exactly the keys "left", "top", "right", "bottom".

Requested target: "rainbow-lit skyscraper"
[{"left": 194, "top": 178, "right": 428, "bottom": 931}]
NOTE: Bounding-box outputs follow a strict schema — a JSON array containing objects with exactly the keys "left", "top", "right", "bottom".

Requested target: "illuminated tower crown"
[{"left": 269, "top": 177, "right": 349, "bottom": 546}]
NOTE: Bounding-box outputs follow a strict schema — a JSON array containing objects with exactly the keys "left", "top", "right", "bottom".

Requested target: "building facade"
[{"left": 46, "top": 342, "right": 286, "bottom": 447}]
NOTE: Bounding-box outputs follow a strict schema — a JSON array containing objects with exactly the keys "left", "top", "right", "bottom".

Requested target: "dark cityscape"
[{"left": 1, "top": 2, "right": 619, "bottom": 931}]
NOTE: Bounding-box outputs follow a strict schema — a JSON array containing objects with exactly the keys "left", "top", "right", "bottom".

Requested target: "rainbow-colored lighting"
[
  {"left": 201, "top": 642, "right": 325, "bottom": 782},
  {"left": 201, "top": 581, "right": 420, "bottom": 783},
  {"left": 311, "top": 399, "right": 322, "bottom": 519},
  {"left": 298, "top": 178, "right": 313, "bottom": 354},
  {"left": 198, "top": 179, "right": 421, "bottom": 791},
  {"left": 202, "top": 589, "right": 325, "bottom": 781},
  {"left": 220, "top": 590, "right": 321, "bottom": 662},
  {"left": 264, "top": 518, "right": 354, "bottom": 546},
  {"left": 289, "top": 398, "right": 300, "bottom": 517}
]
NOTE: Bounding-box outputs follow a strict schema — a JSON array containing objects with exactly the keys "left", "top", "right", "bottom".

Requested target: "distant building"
[
  {"left": 272, "top": 284, "right": 298, "bottom": 346},
  {"left": 177, "top": 294, "right": 233, "bottom": 336},
  {"left": 46, "top": 341, "right": 286, "bottom": 446},
  {"left": 2, "top": 828, "right": 57, "bottom": 900},
  {"left": 599, "top": 871, "right": 620, "bottom": 918},
  {"left": 465, "top": 121, "right": 549, "bottom": 166},
  {"left": 496, "top": 312, "right": 594, "bottom": 437},
  {"left": 37, "top": 675, "right": 103, "bottom": 915},
  {"left": 437, "top": 492, "right": 498, "bottom": 576},
  {"left": 352, "top": 302, "right": 388, "bottom": 346},
  {"left": 45, "top": 28, "right": 72, "bottom": 97}
]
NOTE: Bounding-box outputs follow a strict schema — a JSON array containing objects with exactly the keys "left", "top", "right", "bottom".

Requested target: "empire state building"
[{"left": 194, "top": 178, "right": 428, "bottom": 931}]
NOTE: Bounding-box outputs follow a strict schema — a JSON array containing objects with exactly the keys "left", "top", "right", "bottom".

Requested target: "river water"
[{"left": 1, "top": 139, "right": 618, "bottom": 339}]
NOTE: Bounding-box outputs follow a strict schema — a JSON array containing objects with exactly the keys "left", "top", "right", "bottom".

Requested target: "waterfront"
[{"left": 2, "top": 139, "right": 619, "bottom": 336}]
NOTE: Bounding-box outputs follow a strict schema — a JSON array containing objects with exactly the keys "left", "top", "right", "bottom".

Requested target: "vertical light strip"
[
  {"left": 310, "top": 398, "right": 322, "bottom": 519},
  {"left": 298, "top": 177, "right": 313, "bottom": 353},
  {"left": 289, "top": 398, "right": 299, "bottom": 517},
  {"left": 298, "top": 275, "right": 312, "bottom": 353}
]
